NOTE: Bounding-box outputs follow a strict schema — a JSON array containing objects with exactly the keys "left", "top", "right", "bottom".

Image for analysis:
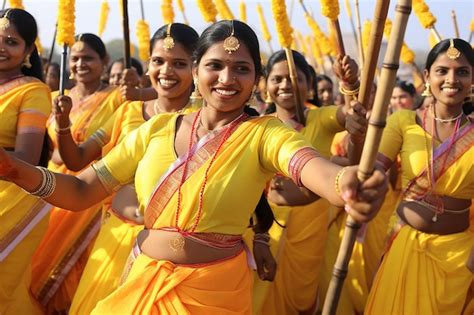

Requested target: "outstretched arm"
[{"left": 0, "top": 147, "right": 110, "bottom": 211}]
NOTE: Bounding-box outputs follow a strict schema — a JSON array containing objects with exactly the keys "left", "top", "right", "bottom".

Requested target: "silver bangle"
[{"left": 29, "top": 166, "right": 56, "bottom": 198}]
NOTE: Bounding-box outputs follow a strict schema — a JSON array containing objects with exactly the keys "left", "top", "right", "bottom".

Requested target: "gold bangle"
[
  {"left": 334, "top": 167, "right": 349, "bottom": 197},
  {"left": 338, "top": 84, "right": 360, "bottom": 97},
  {"left": 55, "top": 121, "right": 72, "bottom": 133}
]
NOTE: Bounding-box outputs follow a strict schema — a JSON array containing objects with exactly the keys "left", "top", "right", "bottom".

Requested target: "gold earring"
[
  {"left": 308, "top": 89, "right": 315, "bottom": 99},
  {"left": 265, "top": 91, "right": 273, "bottom": 105},
  {"left": 69, "top": 72, "right": 75, "bottom": 80},
  {"left": 190, "top": 78, "right": 202, "bottom": 101},
  {"left": 421, "top": 82, "right": 432, "bottom": 97},
  {"left": 23, "top": 54, "right": 32, "bottom": 68}
]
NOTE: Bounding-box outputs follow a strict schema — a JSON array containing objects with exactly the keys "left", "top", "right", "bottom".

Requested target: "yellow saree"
[
  {"left": 87, "top": 112, "right": 318, "bottom": 313},
  {"left": 0, "top": 77, "right": 52, "bottom": 313},
  {"left": 366, "top": 110, "right": 474, "bottom": 314},
  {"left": 30, "top": 86, "right": 123, "bottom": 312}
]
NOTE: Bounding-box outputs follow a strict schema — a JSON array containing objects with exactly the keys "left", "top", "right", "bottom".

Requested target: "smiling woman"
[{"left": 0, "top": 8, "right": 52, "bottom": 314}]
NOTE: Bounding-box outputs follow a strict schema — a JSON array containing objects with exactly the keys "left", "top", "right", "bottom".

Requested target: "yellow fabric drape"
[{"left": 30, "top": 87, "right": 123, "bottom": 312}]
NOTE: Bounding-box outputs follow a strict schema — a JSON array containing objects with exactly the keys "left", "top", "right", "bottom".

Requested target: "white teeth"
[
  {"left": 279, "top": 93, "right": 293, "bottom": 97},
  {"left": 76, "top": 70, "right": 89, "bottom": 74},
  {"left": 159, "top": 79, "right": 177, "bottom": 87},
  {"left": 443, "top": 87, "right": 459, "bottom": 93},
  {"left": 0, "top": 56, "right": 7, "bottom": 61},
  {"left": 215, "top": 89, "right": 237, "bottom": 96}
]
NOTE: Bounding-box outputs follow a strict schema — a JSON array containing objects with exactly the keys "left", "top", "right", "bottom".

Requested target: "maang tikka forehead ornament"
[
  {"left": 163, "top": 23, "right": 175, "bottom": 50},
  {"left": 223, "top": 20, "right": 240, "bottom": 54},
  {"left": 446, "top": 39, "right": 461, "bottom": 60},
  {"left": 0, "top": 9, "right": 11, "bottom": 31}
]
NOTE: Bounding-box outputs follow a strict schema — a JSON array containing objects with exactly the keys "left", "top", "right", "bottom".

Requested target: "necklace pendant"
[
  {"left": 432, "top": 214, "right": 438, "bottom": 223},
  {"left": 169, "top": 233, "right": 186, "bottom": 252}
]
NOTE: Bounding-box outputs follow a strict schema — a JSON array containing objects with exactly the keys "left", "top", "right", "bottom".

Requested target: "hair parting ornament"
[
  {"left": 163, "top": 23, "right": 175, "bottom": 50},
  {"left": 223, "top": 20, "right": 240, "bottom": 54},
  {"left": 446, "top": 38, "right": 460, "bottom": 60},
  {"left": 0, "top": 9, "right": 11, "bottom": 31}
]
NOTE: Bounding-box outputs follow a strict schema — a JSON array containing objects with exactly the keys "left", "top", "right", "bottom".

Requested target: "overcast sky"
[{"left": 12, "top": 0, "right": 474, "bottom": 55}]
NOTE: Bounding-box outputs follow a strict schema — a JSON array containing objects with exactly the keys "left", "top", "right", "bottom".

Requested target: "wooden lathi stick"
[
  {"left": 354, "top": 0, "right": 364, "bottom": 67},
  {"left": 59, "top": 45, "right": 68, "bottom": 96},
  {"left": 451, "top": 10, "right": 460, "bottom": 38},
  {"left": 284, "top": 47, "right": 305, "bottom": 125},
  {"left": 430, "top": 26, "right": 442, "bottom": 42},
  {"left": 121, "top": 0, "right": 131, "bottom": 68},
  {"left": 322, "top": 0, "right": 411, "bottom": 314}
]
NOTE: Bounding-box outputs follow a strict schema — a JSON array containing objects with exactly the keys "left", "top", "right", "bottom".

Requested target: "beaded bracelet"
[{"left": 334, "top": 166, "right": 349, "bottom": 197}]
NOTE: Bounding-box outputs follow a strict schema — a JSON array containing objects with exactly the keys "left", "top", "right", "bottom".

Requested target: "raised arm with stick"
[
  {"left": 322, "top": 0, "right": 411, "bottom": 314},
  {"left": 271, "top": 0, "right": 304, "bottom": 125}
]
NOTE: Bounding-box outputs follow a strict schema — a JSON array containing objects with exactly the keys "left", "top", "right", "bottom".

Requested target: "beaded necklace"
[
  {"left": 169, "top": 109, "right": 247, "bottom": 251},
  {"left": 421, "top": 105, "right": 462, "bottom": 222}
]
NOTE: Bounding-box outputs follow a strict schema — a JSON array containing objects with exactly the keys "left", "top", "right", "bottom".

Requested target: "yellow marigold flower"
[
  {"left": 271, "top": 0, "right": 293, "bottom": 48},
  {"left": 136, "top": 19, "right": 150, "bottom": 62},
  {"left": 362, "top": 19, "right": 371, "bottom": 56},
  {"left": 56, "top": 0, "right": 75, "bottom": 46},
  {"left": 215, "top": 0, "right": 234, "bottom": 20},
  {"left": 413, "top": 0, "right": 436, "bottom": 29},
  {"left": 176, "top": 0, "right": 184, "bottom": 12},
  {"left": 321, "top": 0, "right": 339, "bottom": 21},
  {"left": 197, "top": 0, "right": 217, "bottom": 23},
  {"left": 8, "top": 0, "right": 24, "bottom": 9},
  {"left": 305, "top": 13, "right": 335, "bottom": 57},
  {"left": 239, "top": 0, "right": 247, "bottom": 23},
  {"left": 162, "top": 0, "right": 174, "bottom": 25},
  {"left": 98, "top": 0, "right": 109, "bottom": 37},
  {"left": 35, "top": 37, "right": 43, "bottom": 56},
  {"left": 256, "top": 3, "right": 271, "bottom": 42}
]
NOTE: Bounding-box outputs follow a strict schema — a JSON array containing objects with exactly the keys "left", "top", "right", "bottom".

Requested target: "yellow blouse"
[
  {"left": 379, "top": 110, "right": 474, "bottom": 199},
  {"left": 0, "top": 77, "right": 51, "bottom": 147},
  {"left": 98, "top": 114, "right": 314, "bottom": 234}
]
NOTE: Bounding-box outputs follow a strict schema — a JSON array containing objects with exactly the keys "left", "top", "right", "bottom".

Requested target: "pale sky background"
[{"left": 9, "top": 0, "right": 474, "bottom": 57}]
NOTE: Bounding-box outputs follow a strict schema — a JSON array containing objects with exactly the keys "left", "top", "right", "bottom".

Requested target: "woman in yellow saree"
[
  {"left": 0, "top": 20, "right": 388, "bottom": 314},
  {"left": 366, "top": 38, "right": 474, "bottom": 314},
  {"left": 0, "top": 8, "right": 52, "bottom": 313},
  {"left": 250, "top": 50, "right": 359, "bottom": 315},
  {"left": 66, "top": 23, "right": 200, "bottom": 314},
  {"left": 29, "top": 34, "right": 124, "bottom": 313}
]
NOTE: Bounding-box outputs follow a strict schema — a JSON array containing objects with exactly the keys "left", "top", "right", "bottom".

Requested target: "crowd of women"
[{"left": 0, "top": 7, "right": 472, "bottom": 315}]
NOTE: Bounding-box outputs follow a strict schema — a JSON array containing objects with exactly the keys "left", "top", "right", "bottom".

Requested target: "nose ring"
[{"left": 217, "top": 76, "right": 236, "bottom": 83}]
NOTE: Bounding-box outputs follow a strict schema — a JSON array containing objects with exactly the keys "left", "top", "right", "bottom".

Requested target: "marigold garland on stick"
[
  {"left": 98, "top": 0, "right": 109, "bottom": 37},
  {"left": 413, "top": 0, "right": 441, "bottom": 42},
  {"left": 56, "top": 0, "right": 75, "bottom": 95},
  {"left": 8, "top": 0, "right": 23, "bottom": 9},
  {"left": 304, "top": 12, "right": 336, "bottom": 57},
  {"left": 197, "top": 0, "right": 217, "bottom": 23},
  {"left": 136, "top": 19, "right": 150, "bottom": 62},
  {"left": 161, "top": 0, "right": 174, "bottom": 25},
  {"left": 256, "top": 3, "right": 273, "bottom": 53},
  {"left": 176, "top": 0, "right": 188, "bottom": 24},
  {"left": 215, "top": 0, "right": 234, "bottom": 20},
  {"left": 239, "top": 0, "right": 247, "bottom": 23},
  {"left": 320, "top": 0, "right": 346, "bottom": 55}
]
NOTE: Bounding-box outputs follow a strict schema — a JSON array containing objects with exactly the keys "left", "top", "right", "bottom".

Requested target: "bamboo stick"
[
  {"left": 284, "top": 48, "right": 305, "bottom": 124},
  {"left": 430, "top": 26, "right": 442, "bottom": 42},
  {"left": 451, "top": 10, "right": 460, "bottom": 38},
  {"left": 354, "top": 0, "right": 364, "bottom": 67},
  {"left": 322, "top": 0, "right": 394, "bottom": 314},
  {"left": 1, "top": 0, "right": 6, "bottom": 10},
  {"left": 121, "top": 0, "right": 131, "bottom": 68}
]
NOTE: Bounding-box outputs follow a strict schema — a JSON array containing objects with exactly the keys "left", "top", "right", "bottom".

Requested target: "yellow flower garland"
[
  {"left": 161, "top": 0, "right": 174, "bottom": 25},
  {"left": 239, "top": 0, "right": 247, "bottom": 23},
  {"left": 413, "top": 0, "right": 436, "bottom": 29},
  {"left": 362, "top": 19, "right": 371, "bottom": 56},
  {"left": 136, "top": 19, "right": 150, "bottom": 62},
  {"left": 383, "top": 19, "right": 415, "bottom": 64},
  {"left": 98, "top": 0, "right": 109, "bottom": 37},
  {"left": 8, "top": 0, "right": 24, "bottom": 9},
  {"left": 56, "top": 0, "right": 75, "bottom": 46},
  {"left": 305, "top": 13, "right": 335, "bottom": 57},
  {"left": 215, "top": 0, "right": 234, "bottom": 20},
  {"left": 271, "top": 0, "right": 293, "bottom": 48},
  {"left": 321, "top": 0, "right": 339, "bottom": 21},
  {"left": 256, "top": 3, "right": 271, "bottom": 42},
  {"left": 197, "top": 0, "right": 217, "bottom": 23}
]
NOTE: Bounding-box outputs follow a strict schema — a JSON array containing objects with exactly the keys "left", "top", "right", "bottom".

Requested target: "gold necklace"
[{"left": 153, "top": 100, "right": 188, "bottom": 115}]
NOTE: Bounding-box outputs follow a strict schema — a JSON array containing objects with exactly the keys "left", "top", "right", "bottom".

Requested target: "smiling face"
[
  {"left": 424, "top": 52, "right": 473, "bottom": 108},
  {"left": 194, "top": 40, "right": 256, "bottom": 114},
  {"left": 69, "top": 42, "right": 106, "bottom": 84},
  {"left": 108, "top": 61, "right": 124, "bottom": 86},
  {"left": 317, "top": 79, "right": 334, "bottom": 106},
  {"left": 390, "top": 86, "right": 414, "bottom": 111},
  {"left": 148, "top": 39, "right": 193, "bottom": 100},
  {"left": 266, "top": 60, "right": 308, "bottom": 111},
  {"left": 0, "top": 23, "right": 30, "bottom": 73}
]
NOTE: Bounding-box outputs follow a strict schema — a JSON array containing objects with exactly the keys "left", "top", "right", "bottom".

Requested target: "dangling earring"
[
  {"left": 265, "top": 91, "right": 273, "bottom": 105},
  {"left": 421, "top": 82, "right": 432, "bottom": 97},
  {"left": 190, "top": 77, "right": 202, "bottom": 101},
  {"left": 308, "top": 89, "right": 315, "bottom": 100},
  {"left": 69, "top": 71, "right": 75, "bottom": 80},
  {"left": 23, "top": 54, "right": 32, "bottom": 68}
]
